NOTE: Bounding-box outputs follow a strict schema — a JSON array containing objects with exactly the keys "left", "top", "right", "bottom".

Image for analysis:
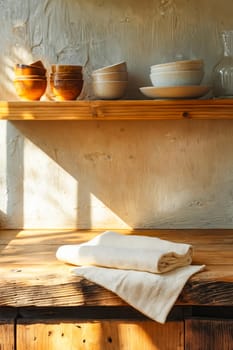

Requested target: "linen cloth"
[
  {"left": 72, "top": 264, "right": 204, "bottom": 324},
  {"left": 56, "top": 231, "right": 205, "bottom": 323},
  {"left": 56, "top": 230, "right": 193, "bottom": 273}
]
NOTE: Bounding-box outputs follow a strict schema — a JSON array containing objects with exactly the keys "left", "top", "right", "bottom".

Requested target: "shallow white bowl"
[
  {"left": 92, "top": 71, "right": 128, "bottom": 82},
  {"left": 139, "top": 85, "right": 211, "bottom": 99},
  {"left": 93, "top": 80, "right": 128, "bottom": 99},
  {"left": 93, "top": 61, "right": 127, "bottom": 74},
  {"left": 150, "top": 69, "right": 204, "bottom": 87}
]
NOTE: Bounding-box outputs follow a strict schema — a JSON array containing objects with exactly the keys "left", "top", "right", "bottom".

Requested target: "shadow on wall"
[
  {"left": 0, "top": 211, "right": 8, "bottom": 229},
  {"left": 5, "top": 122, "right": 24, "bottom": 228},
  {"left": 6, "top": 118, "right": 233, "bottom": 229}
]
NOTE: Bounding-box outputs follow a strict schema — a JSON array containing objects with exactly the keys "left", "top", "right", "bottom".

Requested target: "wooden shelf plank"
[
  {"left": 1, "top": 99, "right": 233, "bottom": 120},
  {"left": 0, "top": 229, "right": 232, "bottom": 307}
]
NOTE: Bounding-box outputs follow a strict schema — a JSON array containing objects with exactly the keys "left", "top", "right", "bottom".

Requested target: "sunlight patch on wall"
[
  {"left": 23, "top": 139, "right": 78, "bottom": 228},
  {"left": 0, "top": 56, "right": 17, "bottom": 99},
  {"left": 11, "top": 45, "right": 33, "bottom": 65},
  {"left": 21, "top": 139, "right": 131, "bottom": 229},
  {"left": 0, "top": 47, "right": 33, "bottom": 100}
]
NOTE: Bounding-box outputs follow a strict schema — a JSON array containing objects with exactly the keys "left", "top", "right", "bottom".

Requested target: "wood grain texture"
[
  {"left": 17, "top": 320, "right": 184, "bottom": 350},
  {"left": 0, "top": 321, "right": 15, "bottom": 350},
  {"left": 185, "top": 319, "right": 233, "bottom": 350},
  {"left": 1, "top": 99, "right": 233, "bottom": 120},
  {"left": 0, "top": 229, "right": 232, "bottom": 307}
]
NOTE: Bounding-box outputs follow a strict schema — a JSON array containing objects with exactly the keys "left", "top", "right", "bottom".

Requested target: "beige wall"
[{"left": 1, "top": 0, "right": 233, "bottom": 229}]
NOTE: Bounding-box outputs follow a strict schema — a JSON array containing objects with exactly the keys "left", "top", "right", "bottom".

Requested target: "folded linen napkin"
[
  {"left": 56, "top": 230, "right": 193, "bottom": 273},
  {"left": 72, "top": 264, "right": 205, "bottom": 324},
  {"left": 56, "top": 231, "right": 205, "bottom": 323}
]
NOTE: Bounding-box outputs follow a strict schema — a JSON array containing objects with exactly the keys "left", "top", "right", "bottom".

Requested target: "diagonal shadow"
[{"left": 10, "top": 118, "right": 233, "bottom": 230}]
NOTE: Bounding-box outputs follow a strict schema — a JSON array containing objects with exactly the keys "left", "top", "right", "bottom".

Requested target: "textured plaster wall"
[
  {"left": 1, "top": 0, "right": 233, "bottom": 100},
  {"left": 1, "top": 0, "right": 233, "bottom": 229}
]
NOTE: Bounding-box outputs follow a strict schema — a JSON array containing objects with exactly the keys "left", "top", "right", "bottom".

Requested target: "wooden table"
[
  {"left": 0, "top": 229, "right": 232, "bottom": 307},
  {"left": 0, "top": 229, "right": 232, "bottom": 350}
]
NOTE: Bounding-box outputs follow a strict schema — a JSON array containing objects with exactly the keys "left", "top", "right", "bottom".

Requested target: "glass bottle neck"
[{"left": 222, "top": 31, "right": 233, "bottom": 57}]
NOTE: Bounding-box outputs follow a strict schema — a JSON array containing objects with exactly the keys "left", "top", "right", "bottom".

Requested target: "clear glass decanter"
[{"left": 213, "top": 30, "right": 233, "bottom": 98}]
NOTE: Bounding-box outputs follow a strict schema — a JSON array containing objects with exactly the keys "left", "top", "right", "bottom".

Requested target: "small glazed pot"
[
  {"left": 51, "top": 65, "right": 82, "bottom": 74},
  {"left": 15, "top": 75, "right": 47, "bottom": 80},
  {"left": 14, "top": 78, "right": 47, "bottom": 100},
  {"left": 14, "top": 64, "right": 46, "bottom": 76},
  {"left": 50, "top": 78, "right": 83, "bottom": 100},
  {"left": 50, "top": 72, "right": 83, "bottom": 80},
  {"left": 30, "top": 60, "right": 46, "bottom": 71}
]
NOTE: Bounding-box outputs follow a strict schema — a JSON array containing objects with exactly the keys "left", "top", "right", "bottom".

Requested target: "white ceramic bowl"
[
  {"left": 93, "top": 61, "right": 127, "bottom": 74},
  {"left": 150, "top": 59, "right": 204, "bottom": 72},
  {"left": 93, "top": 80, "right": 128, "bottom": 99},
  {"left": 92, "top": 71, "right": 128, "bottom": 82},
  {"left": 150, "top": 69, "right": 204, "bottom": 87},
  {"left": 151, "top": 64, "right": 204, "bottom": 73}
]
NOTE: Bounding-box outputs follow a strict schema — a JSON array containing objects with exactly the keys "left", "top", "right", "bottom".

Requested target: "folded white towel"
[
  {"left": 56, "top": 231, "right": 204, "bottom": 323},
  {"left": 72, "top": 264, "right": 205, "bottom": 324},
  {"left": 56, "top": 231, "right": 193, "bottom": 273}
]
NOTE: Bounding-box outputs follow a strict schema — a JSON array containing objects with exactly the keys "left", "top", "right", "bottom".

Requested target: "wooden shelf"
[
  {"left": 1, "top": 99, "right": 233, "bottom": 120},
  {"left": 0, "top": 229, "right": 232, "bottom": 308}
]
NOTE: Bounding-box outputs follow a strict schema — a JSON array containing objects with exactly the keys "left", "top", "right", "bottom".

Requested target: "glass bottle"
[{"left": 213, "top": 30, "right": 233, "bottom": 98}]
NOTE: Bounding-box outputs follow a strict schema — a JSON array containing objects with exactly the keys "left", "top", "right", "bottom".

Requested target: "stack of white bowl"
[
  {"left": 92, "top": 62, "right": 128, "bottom": 99},
  {"left": 150, "top": 59, "right": 204, "bottom": 87}
]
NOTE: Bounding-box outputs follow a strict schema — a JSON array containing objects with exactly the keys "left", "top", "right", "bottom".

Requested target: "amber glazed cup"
[
  {"left": 50, "top": 78, "right": 83, "bottom": 100},
  {"left": 50, "top": 72, "right": 83, "bottom": 80},
  {"left": 14, "top": 78, "right": 47, "bottom": 100},
  {"left": 51, "top": 65, "right": 82, "bottom": 74},
  {"left": 14, "top": 64, "right": 46, "bottom": 77}
]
